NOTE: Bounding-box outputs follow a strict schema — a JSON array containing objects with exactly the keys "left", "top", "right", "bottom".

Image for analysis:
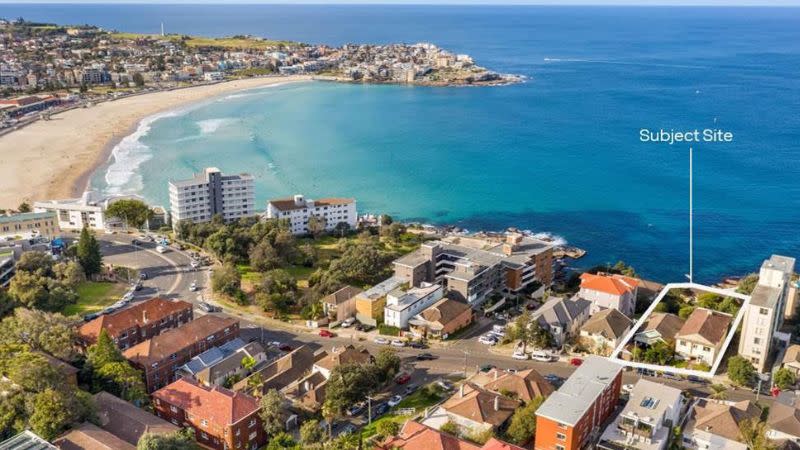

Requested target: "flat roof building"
[
  {"left": 266, "top": 194, "right": 357, "bottom": 235},
  {"left": 169, "top": 167, "right": 255, "bottom": 227},
  {"left": 0, "top": 211, "right": 60, "bottom": 240}
]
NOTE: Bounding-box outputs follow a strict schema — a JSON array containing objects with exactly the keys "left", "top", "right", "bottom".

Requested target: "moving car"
[
  {"left": 570, "top": 357, "right": 583, "bottom": 367},
  {"left": 395, "top": 373, "right": 411, "bottom": 385},
  {"left": 374, "top": 337, "right": 389, "bottom": 345},
  {"left": 416, "top": 353, "right": 437, "bottom": 361},
  {"left": 390, "top": 339, "right": 406, "bottom": 347},
  {"left": 319, "top": 329, "right": 335, "bottom": 338},
  {"left": 387, "top": 395, "right": 403, "bottom": 407}
]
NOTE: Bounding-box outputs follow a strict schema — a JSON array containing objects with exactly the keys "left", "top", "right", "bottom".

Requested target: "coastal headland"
[{"left": 0, "top": 75, "right": 311, "bottom": 208}]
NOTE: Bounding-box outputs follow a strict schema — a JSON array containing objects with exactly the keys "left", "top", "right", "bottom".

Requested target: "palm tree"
[
  {"left": 710, "top": 383, "right": 728, "bottom": 401},
  {"left": 739, "top": 418, "right": 775, "bottom": 450}
]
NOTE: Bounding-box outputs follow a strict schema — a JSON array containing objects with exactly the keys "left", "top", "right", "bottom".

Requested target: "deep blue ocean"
[{"left": 5, "top": 4, "right": 800, "bottom": 283}]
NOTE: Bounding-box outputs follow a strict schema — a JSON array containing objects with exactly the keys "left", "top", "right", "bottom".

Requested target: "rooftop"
[
  {"left": 93, "top": 391, "right": 178, "bottom": 445},
  {"left": 676, "top": 307, "right": 732, "bottom": 346},
  {"left": 123, "top": 315, "right": 238, "bottom": 366},
  {"left": 267, "top": 195, "right": 354, "bottom": 212},
  {"left": 581, "top": 308, "right": 633, "bottom": 340},
  {"left": 442, "top": 383, "right": 520, "bottom": 428},
  {"left": 322, "top": 285, "right": 363, "bottom": 306},
  {"left": 684, "top": 399, "right": 760, "bottom": 442},
  {"left": 386, "top": 283, "right": 442, "bottom": 312},
  {"left": 536, "top": 356, "right": 622, "bottom": 426},
  {"left": 78, "top": 297, "right": 192, "bottom": 343},
  {"left": 153, "top": 377, "right": 260, "bottom": 426},
  {"left": 0, "top": 211, "right": 55, "bottom": 224},
  {"left": 762, "top": 255, "right": 796, "bottom": 275},
  {"left": 750, "top": 283, "right": 782, "bottom": 308},
  {"left": 580, "top": 272, "right": 640, "bottom": 296},
  {"left": 468, "top": 368, "right": 554, "bottom": 403},
  {"left": 54, "top": 423, "right": 135, "bottom": 450},
  {"left": 179, "top": 337, "right": 255, "bottom": 375},
  {"left": 413, "top": 298, "right": 472, "bottom": 330},
  {"left": 0, "top": 431, "right": 56, "bottom": 450},
  {"left": 377, "top": 420, "right": 481, "bottom": 450},
  {"left": 358, "top": 276, "right": 406, "bottom": 301},
  {"left": 314, "top": 345, "right": 371, "bottom": 372}
]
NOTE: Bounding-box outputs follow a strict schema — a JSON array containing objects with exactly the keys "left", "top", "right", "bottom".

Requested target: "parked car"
[
  {"left": 371, "top": 403, "right": 389, "bottom": 420},
  {"left": 395, "top": 373, "right": 411, "bottom": 385},
  {"left": 544, "top": 374, "right": 564, "bottom": 386},
  {"left": 416, "top": 353, "right": 437, "bottom": 361},
  {"left": 492, "top": 324, "right": 506, "bottom": 333},
  {"left": 570, "top": 357, "right": 583, "bottom": 367},
  {"left": 512, "top": 351, "right": 529, "bottom": 360},
  {"left": 387, "top": 395, "right": 403, "bottom": 407},
  {"left": 190, "top": 260, "right": 200, "bottom": 269},
  {"left": 408, "top": 341, "right": 427, "bottom": 349},
  {"left": 319, "top": 329, "right": 335, "bottom": 338},
  {"left": 139, "top": 272, "right": 148, "bottom": 280},
  {"left": 374, "top": 337, "right": 389, "bottom": 345},
  {"left": 404, "top": 383, "right": 419, "bottom": 395},
  {"left": 341, "top": 317, "right": 357, "bottom": 328},
  {"left": 530, "top": 351, "right": 554, "bottom": 362},
  {"left": 478, "top": 334, "right": 497, "bottom": 345},
  {"left": 346, "top": 403, "right": 366, "bottom": 417},
  {"left": 436, "top": 380, "right": 454, "bottom": 391},
  {"left": 390, "top": 339, "right": 406, "bottom": 347},
  {"left": 479, "top": 364, "right": 495, "bottom": 373},
  {"left": 156, "top": 245, "right": 168, "bottom": 253},
  {"left": 339, "top": 423, "right": 357, "bottom": 435},
  {"left": 83, "top": 312, "right": 100, "bottom": 322},
  {"left": 189, "top": 282, "right": 198, "bottom": 292}
]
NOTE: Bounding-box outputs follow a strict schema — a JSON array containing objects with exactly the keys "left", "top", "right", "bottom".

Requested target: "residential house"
[
  {"left": 531, "top": 297, "right": 591, "bottom": 348},
  {"left": 265, "top": 194, "right": 357, "bottom": 235},
  {"left": 597, "top": 379, "right": 684, "bottom": 450},
  {"left": 355, "top": 276, "right": 406, "bottom": 326},
  {"left": 283, "top": 345, "right": 371, "bottom": 411},
  {"left": 178, "top": 339, "right": 266, "bottom": 387},
  {"left": 681, "top": 399, "right": 760, "bottom": 450},
  {"left": 312, "top": 345, "right": 372, "bottom": 379},
  {"left": 534, "top": 356, "right": 623, "bottom": 450},
  {"left": 93, "top": 391, "right": 179, "bottom": 445},
  {"left": 675, "top": 308, "right": 732, "bottom": 366},
  {"left": 54, "top": 423, "right": 135, "bottom": 450},
  {"left": 234, "top": 345, "right": 316, "bottom": 396},
  {"left": 468, "top": 368, "right": 554, "bottom": 403},
  {"left": 153, "top": 378, "right": 266, "bottom": 450},
  {"left": 322, "top": 285, "right": 363, "bottom": 324},
  {"left": 429, "top": 383, "right": 520, "bottom": 435},
  {"left": 38, "top": 352, "right": 79, "bottom": 385},
  {"left": 739, "top": 255, "right": 796, "bottom": 372},
  {"left": 384, "top": 282, "right": 444, "bottom": 329},
  {"left": 409, "top": 297, "right": 474, "bottom": 339},
  {"left": 123, "top": 315, "right": 240, "bottom": 392},
  {"left": 578, "top": 272, "right": 639, "bottom": 317},
  {"left": 634, "top": 313, "right": 684, "bottom": 347},
  {"left": 579, "top": 308, "right": 633, "bottom": 355},
  {"left": 393, "top": 233, "right": 554, "bottom": 306},
  {"left": 782, "top": 345, "right": 800, "bottom": 375},
  {"left": 376, "top": 420, "right": 480, "bottom": 450},
  {"left": 767, "top": 392, "right": 800, "bottom": 442},
  {"left": 78, "top": 297, "right": 193, "bottom": 349}
]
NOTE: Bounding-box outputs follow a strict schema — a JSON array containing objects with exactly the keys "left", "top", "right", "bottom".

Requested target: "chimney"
[
  {"left": 142, "top": 309, "right": 149, "bottom": 324},
  {"left": 494, "top": 370, "right": 498, "bottom": 380},
  {"left": 460, "top": 384, "right": 465, "bottom": 398},
  {"left": 494, "top": 395, "right": 499, "bottom": 411},
  {"left": 502, "top": 243, "right": 514, "bottom": 257}
]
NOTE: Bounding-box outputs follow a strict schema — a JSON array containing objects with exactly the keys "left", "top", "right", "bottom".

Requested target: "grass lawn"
[{"left": 65, "top": 281, "right": 128, "bottom": 316}]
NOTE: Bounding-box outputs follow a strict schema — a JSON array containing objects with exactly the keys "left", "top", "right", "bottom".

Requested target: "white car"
[
  {"left": 530, "top": 351, "right": 554, "bottom": 362},
  {"left": 189, "top": 282, "right": 198, "bottom": 292},
  {"left": 478, "top": 335, "right": 498, "bottom": 345},
  {"left": 492, "top": 324, "right": 506, "bottom": 333},
  {"left": 374, "top": 337, "right": 389, "bottom": 345},
  {"left": 512, "top": 352, "right": 529, "bottom": 360},
  {"left": 341, "top": 317, "right": 356, "bottom": 328},
  {"left": 156, "top": 245, "right": 168, "bottom": 254},
  {"left": 390, "top": 339, "right": 406, "bottom": 347},
  {"left": 490, "top": 330, "right": 506, "bottom": 339},
  {"left": 387, "top": 395, "right": 403, "bottom": 407}
]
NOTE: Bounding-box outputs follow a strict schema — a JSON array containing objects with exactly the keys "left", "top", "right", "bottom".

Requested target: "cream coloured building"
[
  {"left": 265, "top": 194, "right": 357, "bottom": 235},
  {"left": 169, "top": 167, "right": 255, "bottom": 227}
]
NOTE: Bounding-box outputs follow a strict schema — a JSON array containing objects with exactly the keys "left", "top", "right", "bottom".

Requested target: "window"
[
  {"left": 201, "top": 419, "right": 208, "bottom": 427},
  {"left": 754, "top": 337, "right": 761, "bottom": 345},
  {"left": 557, "top": 422, "right": 568, "bottom": 429},
  {"left": 556, "top": 445, "right": 566, "bottom": 450},
  {"left": 556, "top": 432, "right": 566, "bottom": 441},
  {"left": 170, "top": 405, "right": 178, "bottom": 413},
  {"left": 760, "top": 308, "right": 769, "bottom": 315},
  {"left": 249, "top": 419, "right": 256, "bottom": 428}
]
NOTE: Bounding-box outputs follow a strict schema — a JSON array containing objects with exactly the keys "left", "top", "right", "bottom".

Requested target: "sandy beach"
[{"left": 0, "top": 75, "right": 311, "bottom": 209}]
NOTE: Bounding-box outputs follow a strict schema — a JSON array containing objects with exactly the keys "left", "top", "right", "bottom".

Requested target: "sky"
[{"left": 4, "top": 0, "right": 800, "bottom": 5}]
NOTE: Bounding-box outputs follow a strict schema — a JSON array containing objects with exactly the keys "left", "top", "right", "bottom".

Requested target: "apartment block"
[
  {"left": 384, "top": 282, "right": 444, "bottom": 329},
  {"left": 0, "top": 211, "right": 60, "bottom": 240},
  {"left": 153, "top": 378, "right": 266, "bottom": 450},
  {"left": 34, "top": 194, "right": 107, "bottom": 231},
  {"left": 535, "top": 356, "right": 623, "bottom": 450},
  {"left": 78, "top": 298, "right": 194, "bottom": 349},
  {"left": 393, "top": 232, "right": 554, "bottom": 306},
  {"left": 578, "top": 272, "right": 639, "bottom": 317},
  {"left": 123, "top": 315, "right": 240, "bottom": 392},
  {"left": 738, "top": 254, "right": 796, "bottom": 372},
  {"left": 265, "top": 194, "right": 357, "bottom": 235},
  {"left": 169, "top": 167, "right": 255, "bottom": 227}
]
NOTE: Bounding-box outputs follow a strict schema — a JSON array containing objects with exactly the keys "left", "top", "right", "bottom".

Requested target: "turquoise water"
[{"left": 11, "top": 4, "right": 796, "bottom": 282}]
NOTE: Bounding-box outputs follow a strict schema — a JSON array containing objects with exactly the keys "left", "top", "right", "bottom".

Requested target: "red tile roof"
[
  {"left": 481, "top": 438, "right": 527, "bottom": 450},
  {"left": 153, "top": 378, "right": 259, "bottom": 427},
  {"left": 377, "top": 420, "right": 481, "bottom": 450},
  {"left": 580, "top": 272, "right": 640, "bottom": 296},
  {"left": 676, "top": 307, "right": 733, "bottom": 346},
  {"left": 78, "top": 297, "right": 192, "bottom": 343}
]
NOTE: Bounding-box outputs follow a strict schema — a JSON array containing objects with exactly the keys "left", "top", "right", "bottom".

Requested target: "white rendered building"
[
  {"left": 34, "top": 192, "right": 110, "bottom": 231},
  {"left": 383, "top": 283, "right": 444, "bottom": 329},
  {"left": 169, "top": 167, "right": 255, "bottom": 227},
  {"left": 265, "top": 194, "right": 357, "bottom": 235}
]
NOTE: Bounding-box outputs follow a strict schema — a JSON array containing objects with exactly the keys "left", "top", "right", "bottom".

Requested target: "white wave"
[
  {"left": 197, "top": 118, "right": 235, "bottom": 135},
  {"left": 544, "top": 57, "right": 707, "bottom": 70},
  {"left": 103, "top": 109, "right": 180, "bottom": 195}
]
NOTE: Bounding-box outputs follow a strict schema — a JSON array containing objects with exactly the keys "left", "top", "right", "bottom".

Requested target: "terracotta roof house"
[
  {"left": 93, "top": 391, "right": 178, "bottom": 445},
  {"left": 675, "top": 308, "right": 733, "bottom": 365},
  {"left": 579, "top": 272, "right": 640, "bottom": 317},
  {"left": 767, "top": 392, "right": 800, "bottom": 442},
  {"left": 78, "top": 298, "right": 193, "bottom": 349},
  {"left": 682, "top": 399, "right": 760, "bottom": 450},
  {"left": 468, "top": 368, "right": 554, "bottom": 403},
  {"left": 376, "top": 420, "right": 481, "bottom": 450},
  {"left": 480, "top": 438, "right": 527, "bottom": 450},
  {"left": 437, "top": 383, "right": 520, "bottom": 433},
  {"left": 313, "top": 345, "right": 372, "bottom": 378},
  {"left": 579, "top": 308, "right": 633, "bottom": 355},
  {"left": 635, "top": 312, "right": 685, "bottom": 346},
  {"left": 782, "top": 345, "right": 800, "bottom": 375},
  {"left": 54, "top": 423, "right": 135, "bottom": 450},
  {"left": 123, "top": 315, "right": 240, "bottom": 392},
  {"left": 531, "top": 296, "right": 591, "bottom": 348},
  {"left": 153, "top": 378, "right": 266, "bottom": 450},
  {"left": 322, "top": 285, "right": 363, "bottom": 324},
  {"left": 409, "top": 298, "right": 474, "bottom": 339},
  {"left": 283, "top": 370, "right": 328, "bottom": 411},
  {"left": 234, "top": 345, "right": 316, "bottom": 396}
]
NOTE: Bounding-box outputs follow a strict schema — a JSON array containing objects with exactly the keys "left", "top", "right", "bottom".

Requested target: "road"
[{"left": 92, "top": 231, "right": 775, "bottom": 410}]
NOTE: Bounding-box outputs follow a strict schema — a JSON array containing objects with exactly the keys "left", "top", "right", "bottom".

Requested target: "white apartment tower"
[
  {"left": 265, "top": 194, "right": 357, "bottom": 235},
  {"left": 169, "top": 167, "right": 255, "bottom": 227},
  {"left": 738, "top": 254, "right": 796, "bottom": 373}
]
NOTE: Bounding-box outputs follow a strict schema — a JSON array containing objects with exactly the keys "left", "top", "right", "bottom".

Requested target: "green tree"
[
  {"left": 299, "top": 419, "right": 325, "bottom": 445},
  {"left": 4, "top": 351, "right": 65, "bottom": 393},
  {"left": 306, "top": 215, "right": 327, "bottom": 238},
  {"left": 530, "top": 319, "right": 554, "bottom": 350},
  {"left": 709, "top": 384, "right": 728, "bottom": 400},
  {"left": 136, "top": 429, "right": 197, "bottom": 450},
  {"left": 774, "top": 368, "right": 797, "bottom": 390},
  {"left": 0, "top": 393, "right": 26, "bottom": 440},
  {"left": 737, "top": 273, "right": 760, "bottom": 295},
  {"left": 132, "top": 72, "right": 145, "bottom": 87},
  {"left": 643, "top": 341, "right": 675, "bottom": 365},
  {"left": 54, "top": 261, "right": 85, "bottom": 287},
  {"left": 0, "top": 309, "right": 78, "bottom": 360},
  {"left": 87, "top": 329, "right": 124, "bottom": 368},
  {"left": 106, "top": 199, "right": 153, "bottom": 230},
  {"left": 678, "top": 304, "right": 696, "bottom": 320},
  {"left": 95, "top": 361, "right": 147, "bottom": 403},
  {"left": 241, "top": 355, "right": 257, "bottom": 371},
  {"left": 211, "top": 263, "right": 241, "bottom": 297},
  {"left": 28, "top": 388, "right": 92, "bottom": 440},
  {"left": 16, "top": 201, "right": 31, "bottom": 213},
  {"left": 727, "top": 355, "right": 756, "bottom": 387},
  {"left": 510, "top": 310, "right": 532, "bottom": 351},
  {"left": 249, "top": 240, "right": 282, "bottom": 272},
  {"left": 14, "top": 251, "right": 55, "bottom": 276},
  {"left": 739, "top": 418, "right": 775, "bottom": 450},
  {"left": 259, "top": 389, "right": 285, "bottom": 439},
  {"left": 265, "top": 432, "right": 296, "bottom": 450},
  {"left": 376, "top": 419, "right": 400, "bottom": 438},
  {"left": 77, "top": 226, "right": 103, "bottom": 277},
  {"left": 506, "top": 396, "right": 544, "bottom": 445},
  {"left": 374, "top": 347, "right": 401, "bottom": 382}
]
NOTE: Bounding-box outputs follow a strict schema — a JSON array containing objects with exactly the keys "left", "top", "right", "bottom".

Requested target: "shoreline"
[{"left": 0, "top": 75, "right": 312, "bottom": 209}]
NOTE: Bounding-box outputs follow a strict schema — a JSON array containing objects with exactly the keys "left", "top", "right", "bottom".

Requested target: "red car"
[
  {"left": 570, "top": 358, "right": 583, "bottom": 367},
  {"left": 395, "top": 373, "right": 411, "bottom": 385},
  {"left": 319, "top": 329, "right": 335, "bottom": 338}
]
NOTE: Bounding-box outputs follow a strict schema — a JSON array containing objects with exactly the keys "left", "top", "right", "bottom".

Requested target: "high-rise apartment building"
[{"left": 169, "top": 167, "right": 255, "bottom": 227}]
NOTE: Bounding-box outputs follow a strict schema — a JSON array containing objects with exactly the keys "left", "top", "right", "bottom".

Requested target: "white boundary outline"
[{"left": 609, "top": 282, "right": 751, "bottom": 378}]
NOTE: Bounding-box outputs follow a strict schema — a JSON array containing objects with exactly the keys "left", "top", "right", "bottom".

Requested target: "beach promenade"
[{"left": 0, "top": 75, "right": 310, "bottom": 209}]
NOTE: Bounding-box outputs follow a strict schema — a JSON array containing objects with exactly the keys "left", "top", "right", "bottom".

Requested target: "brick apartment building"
[
  {"left": 78, "top": 298, "right": 193, "bottom": 349},
  {"left": 153, "top": 378, "right": 266, "bottom": 450},
  {"left": 123, "top": 315, "right": 240, "bottom": 392},
  {"left": 535, "top": 356, "right": 623, "bottom": 450}
]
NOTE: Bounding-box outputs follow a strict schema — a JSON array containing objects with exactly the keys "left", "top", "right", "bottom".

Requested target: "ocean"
[{"left": 6, "top": 4, "right": 800, "bottom": 283}]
